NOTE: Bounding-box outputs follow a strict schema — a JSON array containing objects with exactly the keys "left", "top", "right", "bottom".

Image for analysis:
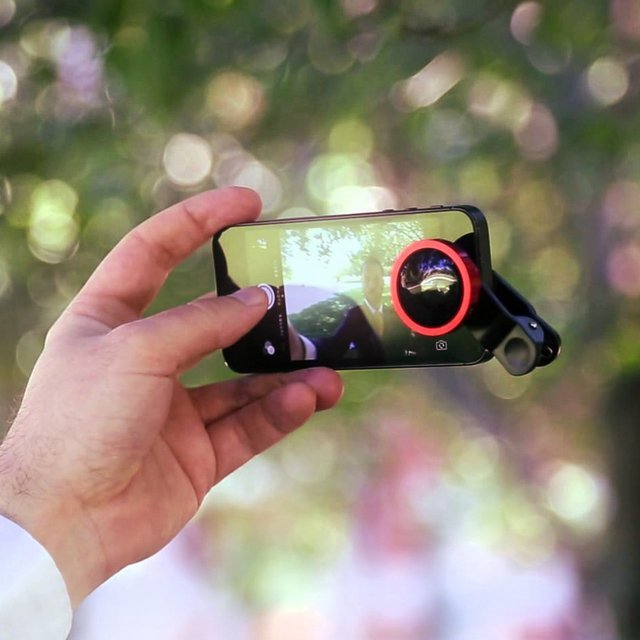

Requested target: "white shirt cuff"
[{"left": 0, "top": 514, "right": 73, "bottom": 639}]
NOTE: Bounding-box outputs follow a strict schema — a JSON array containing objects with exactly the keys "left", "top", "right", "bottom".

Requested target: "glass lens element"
[{"left": 397, "top": 248, "right": 463, "bottom": 328}]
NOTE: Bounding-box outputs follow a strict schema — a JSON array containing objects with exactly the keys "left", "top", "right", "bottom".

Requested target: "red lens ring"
[{"left": 390, "top": 239, "right": 480, "bottom": 337}]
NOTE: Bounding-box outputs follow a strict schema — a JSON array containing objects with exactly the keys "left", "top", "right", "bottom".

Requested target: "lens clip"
[{"left": 468, "top": 271, "right": 561, "bottom": 376}]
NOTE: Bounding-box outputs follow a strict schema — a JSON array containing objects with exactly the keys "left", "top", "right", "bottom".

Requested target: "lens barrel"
[{"left": 391, "top": 239, "right": 480, "bottom": 337}]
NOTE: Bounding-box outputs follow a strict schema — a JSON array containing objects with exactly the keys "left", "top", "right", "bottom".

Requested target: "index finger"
[{"left": 64, "top": 187, "right": 261, "bottom": 329}]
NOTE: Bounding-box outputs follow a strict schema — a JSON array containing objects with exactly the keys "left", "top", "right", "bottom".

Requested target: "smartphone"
[{"left": 212, "top": 205, "right": 502, "bottom": 374}]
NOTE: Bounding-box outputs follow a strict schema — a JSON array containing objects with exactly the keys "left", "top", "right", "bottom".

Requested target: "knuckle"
[
  {"left": 231, "top": 377, "right": 256, "bottom": 409},
  {"left": 232, "top": 374, "right": 286, "bottom": 410},
  {"left": 179, "top": 198, "right": 210, "bottom": 236},
  {"left": 128, "top": 226, "right": 177, "bottom": 271}
]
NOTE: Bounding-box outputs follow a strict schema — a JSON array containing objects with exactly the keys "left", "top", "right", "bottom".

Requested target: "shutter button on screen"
[{"left": 258, "top": 283, "right": 276, "bottom": 309}]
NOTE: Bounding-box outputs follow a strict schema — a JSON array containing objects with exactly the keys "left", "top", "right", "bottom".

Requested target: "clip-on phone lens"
[{"left": 391, "top": 239, "right": 480, "bottom": 337}]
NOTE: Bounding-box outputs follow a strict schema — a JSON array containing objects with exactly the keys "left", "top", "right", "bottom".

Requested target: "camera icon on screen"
[{"left": 435, "top": 339, "right": 448, "bottom": 352}]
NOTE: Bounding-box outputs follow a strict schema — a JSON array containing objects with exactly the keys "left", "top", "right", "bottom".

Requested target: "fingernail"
[{"left": 230, "top": 287, "right": 267, "bottom": 307}]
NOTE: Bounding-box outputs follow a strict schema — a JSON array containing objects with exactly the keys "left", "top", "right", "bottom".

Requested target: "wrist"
[{"left": 0, "top": 438, "right": 105, "bottom": 608}]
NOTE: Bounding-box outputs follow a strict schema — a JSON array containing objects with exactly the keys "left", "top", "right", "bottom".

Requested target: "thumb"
[{"left": 122, "top": 287, "right": 268, "bottom": 373}]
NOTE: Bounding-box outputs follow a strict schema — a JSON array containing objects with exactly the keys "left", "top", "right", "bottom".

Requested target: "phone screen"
[{"left": 213, "top": 208, "right": 490, "bottom": 372}]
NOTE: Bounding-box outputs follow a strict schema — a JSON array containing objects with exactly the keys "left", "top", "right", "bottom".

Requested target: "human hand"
[{"left": 0, "top": 187, "right": 343, "bottom": 607}]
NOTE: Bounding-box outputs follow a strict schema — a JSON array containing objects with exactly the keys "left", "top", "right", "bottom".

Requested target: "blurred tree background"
[{"left": 1, "top": 0, "right": 640, "bottom": 638}]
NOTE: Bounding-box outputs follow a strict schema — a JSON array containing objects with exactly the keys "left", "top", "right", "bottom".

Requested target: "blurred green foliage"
[{"left": 2, "top": 0, "right": 640, "bottom": 635}]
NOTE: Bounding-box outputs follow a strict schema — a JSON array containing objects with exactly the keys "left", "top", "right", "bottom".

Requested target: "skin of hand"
[{"left": 0, "top": 187, "right": 343, "bottom": 607}]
